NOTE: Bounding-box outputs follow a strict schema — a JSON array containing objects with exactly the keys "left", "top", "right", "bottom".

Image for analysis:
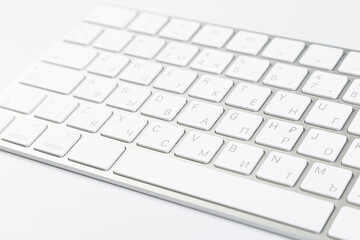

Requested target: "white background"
[{"left": 0, "top": 0, "right": 359, "bottom": 239}]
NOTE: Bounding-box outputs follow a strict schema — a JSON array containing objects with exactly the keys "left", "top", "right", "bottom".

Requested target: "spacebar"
[{"left": 113, "top": 148, "right": 334, "bottom": 233}]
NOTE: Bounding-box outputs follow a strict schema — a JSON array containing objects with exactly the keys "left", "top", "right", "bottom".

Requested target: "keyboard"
[{"left": 1, "top": 4, "right": 360, "bottom": 239}]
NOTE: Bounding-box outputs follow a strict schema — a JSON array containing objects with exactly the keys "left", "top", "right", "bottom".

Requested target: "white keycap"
[
  {"left": 342, "top": 139, "right": 360, "bottom": 169},
  {"left": 137, "top": 122, "right": 184, "bottom": 153},
  {"left": 192, "top": 24, "right": 233, "bottom": 48},
  {"left": 226, "top": 31, "right": 268, "bottom": 55},
  {"left": 68, "top": 135, "right": 125, "bottom": 170},
  {"left": 177, "top": 101, "right": 223, "bottom": 130},
  {"left": 264, "top": 91, "right": 311, "bottom": 121},
  {"left": 0, "top": 84, "right": 46, "bottom": 114},
  {"left": 216, "top": 110, "right": 262, "bottom": 140},
  {"left": 124, "top": 35, "right": 165, "bottom": 59},
  {"left": 128, "top": 13, "right": 168, "bottom": 35},
  {"left": 67, "top": 105, "right": 112, "bottom": 133},
  {"left": 34, "top": 128, "right": 81, "bottom": 157},
  {"left": 298, "top": 129, "right": 346, "bottom": 162},
  {"left": 87, "top": 53, "right": 129, "bottom": 78},
  {"left": 119, "top": 60, "right": 162, "bottom": 85},
  {"left": 339, "top": 51, "right": 360, "bottom": 77},
  {"left": 255, "top": 119, "right": 303, "bottom": 151},
  {"left": 43, "top": 42, "right": 98, "bottom": 70},
  {"left": 329, "top": 207, "right": 360, "bottom": 240},
  {"left": 101, "top": 112, "right": 147, "bottom": 143},
  {"left": 226, "top": 55, "right": 269, "bottom": 82},
  {"left": 0, "top": 110, "right": 14, "bottom": 133},
  {"left": 153, "top": 67, "right": 197, "bottom": 94},
  {"left": 226, "top": 83, "right": 271, "bottom": 111},
  {"left": 175, "top": 131, "right": 223, "bottom": 163},
  {"left": 84, "top": 4, "right": 137, "bottom": 29},
  {"left": 19, "top": 63, "right": 84, "bottom": 95},
  {"left": 215, "top": 141, "right": 264, "bottom": 175},
  {"left": 261, "top": 37, "right": 305, "bottom": 63},
  {"left": 2, "top": 118, "right": 47, "bottom": 147},
  {"left": 301, "top": 162, "right": 352, "bottom": 199},
  {"left": 35, "top": 96, "right": 78, "bottom": 123},
  {"left": 262, "top": 63, "right": 308, "bottom": 90},
  {"left": 115, "top": 148, "right": 334, "bottom": 233},
  {"left": 141, "top": 92, "right": 186, "bottom": 121},
  {"left": 305, "top": 100, "right": 352, "bottom": 130},
  {"left": 159, "top": 18, "right": 200, "bottom": 41},
  {"left": 156, "top": 41, "right": 199, "bottom": 67},
  {"left": 73, "top": 76, "right": 117, "bottom": 103},
  {"left": 257, "top": 152, "right": 307, "bottom": 187},
  {"left": 188, "top": 75, "right": 233, "bottom": 102},
  {"left": 299, "top": 44, "right": 343, "bottom": 70},
  {"left": 302, "top": 71, "right": 347, "bottom": 99},
  {"left": 190, "top": 48, "right": 233, "bottom": 74},
  {"left": 348, "top": 176, "right": 360, "bottom": 205},
  {"left": 93, "top": 29, "right": 133, "bottom": 52},
  {"left": 349, "top": 110, "right": 360, "bottom": 135},
  {"left": 343, "top": 79, "right": 360, "bottom": 105},
  {"left": 64, "top": 22, "right": 103, "bottom": 45},
  {"left": 106, "top": 84, "right": 151, "bottom": 112}
]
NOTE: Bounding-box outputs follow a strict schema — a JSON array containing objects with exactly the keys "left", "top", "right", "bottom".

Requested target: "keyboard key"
[
  {"left": 262, "top": 63, "right": 308, "bottom": 90},
  {"left": 261, "top": 37, "right": 305, "bottom": 63},
  {"left": 329, "top": 207, "right": 360, "bottom": 239},
  {"left": 119, "top": 60, "right": 163, "bottom": 85},
  {"left": 34, "top": 128, "right": 81, "bottom": 157},
  {"left": 159, "top": 18, "right": 200, "bottom": 41},
  {"left": 215, "top": 141, "right": 264, "bottom": 175},
  {"left": 348, "top": 110, "right": 360, "bottom": 135},
  {"left": 339, "top": 51, "right": 360, "bottom": 77},
  {"left": 226, "top": 55, "right": 269, "bottom": 82},
  {"left": 343, "top": 79, "right": 360, "bottom": 105},
  {"left": 67, "top": 105, "right": 112, "bottom": 133},
  {"left": 348, "top": 176, "right": 360, "bottom": 205},
  {"left": 156, "top": 41, "right": 199, "bottom": 67},
  {"left": 301, "top": 162, "right": 351, "bottom": 199},
  {"left": 192, "top": 24, "right": 233, "bottom": 48},
  {"left": 34, "top": 96, "right": 78, "bottom": 123},
  {"left": 190, "top": 48, "right": 233, "bottom": 74},
  {"left": 114, "top": 148, "right": 334, "bottom": 233},
  {"left": 302, "top": 71, "right": 348, "bottom": 99},
  {"left": 216, "top": 110, "right": 263, "bottom": 141},
  {"left": 106, "top": 84, "right": 151, "bottom": 112},
  {"left": 0, "top": 110, "right": 14, "bottom": 133},
  {"left": 153, "top": 68, "right": 197, "bottom": 94},
  {"left": 255, "top": 119, "right": 303, "bottom": 151},
  {"left": 93, "top": 29, "right": 133, "bottom": 52},
  {"left": 19, "top": 63, "right": 84, "bottom": 95},
  {"left": 124, "top": 35, "right": 165, "bottom": 59},
  {"left": 87, "top": 53, "right": 129, "bottom": 78},
  {"left": 257, "top": 152, "right": 307, "bottom": 187},
  {"left": 128, "top": 13, "right": 168, "bottom": 35},
  {"left": 177, "top": 101, "right": 223, "bottom": 130},
  {"left": 73, "top": 76, "right": 117, "bottom": 103},
  {"left": 299, "top": 44, "right": 343, "bottom": 70},
  {"left": 101, "top": 112, "right": 147, "bottom": 143},
  {"left": 264, "top": 91, "right": 311, "bottom": 121},
  {"left": 137, "top": 121, "right": 184, "bottom": 153},
  {"left": 2, "top": 118, "right": 47, "bottom": 147},
  {"left": 225, "top": 83, "right": 271, "bottom": 111},
  {"left": 226, "top": 31, "right": 268, "bottom": 55},
  {"left": 188, "top": 75, "right": 233, "bottom": 102},
  {"left": 342, "top": 139, "right": 360, "bottom": 169},
  {"left": 63, "top": 22, "right": 103, "bottom": 45},
  {"left": 84, "top": 4, "right": 137, "bottom": 28},
  {"left": 298, "top": 129, "right": 346, "bottom": 162},
  {"left": 175, "top": 131, "right": 223, "bottom": 163},
  {"left": 305, "top": 100, "right": 352, "bottom": 130},
  {"left": 43, "top": 42, "right": 98, "bottom": 70},
  {"left": 0, "top": 84, "right": 46, "bottom": 114},
  {"left": 68, "top": 135, "right": 125, "bottom": 170},
  {"left": 141, "top": 92, "right": 186, "bottom": 121}
]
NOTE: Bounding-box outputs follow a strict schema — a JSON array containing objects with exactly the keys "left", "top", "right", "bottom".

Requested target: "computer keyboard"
[{"left": 1, "top": 4, "right": 360, "bottom": 239}]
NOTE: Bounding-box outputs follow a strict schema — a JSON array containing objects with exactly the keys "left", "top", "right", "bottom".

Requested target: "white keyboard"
[{"left": 2, "top": 4, "right": 360, "bottom": 239}]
